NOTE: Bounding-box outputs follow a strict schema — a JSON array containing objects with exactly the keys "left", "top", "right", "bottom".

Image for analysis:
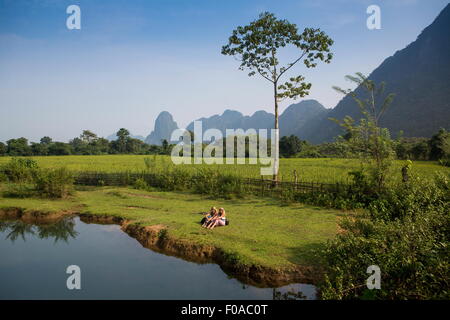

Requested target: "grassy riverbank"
[{"left": 0, "top": 185, "right": 343, "bottom": 270}]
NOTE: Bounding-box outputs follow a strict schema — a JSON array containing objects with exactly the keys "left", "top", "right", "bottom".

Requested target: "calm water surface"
[{"left": 0, "top": 217, "right": 316, "bottom": 300}]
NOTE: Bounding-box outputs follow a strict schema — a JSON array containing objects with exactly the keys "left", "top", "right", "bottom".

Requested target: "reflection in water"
[
  {"left": 0, "top": 217, "right": 78, "bottom": 243},
  {"left": 240, "top": 284, "right": 307, "bottom": 300},
  {"left": 273, "top": 287, "right": 307, "bottom": 300},
  {"left": 0, "top": 217, "right": 316, "bottom": 299}
]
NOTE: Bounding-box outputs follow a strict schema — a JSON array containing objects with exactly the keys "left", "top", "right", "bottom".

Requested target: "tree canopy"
[{"left": 221, "top": 12, "right": 334, "bottom": 100}]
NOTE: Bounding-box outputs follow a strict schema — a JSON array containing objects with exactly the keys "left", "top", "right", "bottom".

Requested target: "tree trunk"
[{"left": 273, "top": 81, "right": 279, "bottom": 182}]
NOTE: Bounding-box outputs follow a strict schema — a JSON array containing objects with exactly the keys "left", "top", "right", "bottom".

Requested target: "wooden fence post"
[{"left": 293, "top": 170, "right": 298, "bottom": 191}]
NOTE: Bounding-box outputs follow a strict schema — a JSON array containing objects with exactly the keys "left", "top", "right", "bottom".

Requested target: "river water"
[{"left": 0, "top": 216, "right": 316, "bottom": 300}]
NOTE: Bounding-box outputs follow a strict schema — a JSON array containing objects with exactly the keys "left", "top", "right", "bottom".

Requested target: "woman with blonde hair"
[
  {"left": 208, "top": 208, "right": 226, "bottom": 229},
  {"left": 202, "top": 206, "right": 217, "bottom": 228}
]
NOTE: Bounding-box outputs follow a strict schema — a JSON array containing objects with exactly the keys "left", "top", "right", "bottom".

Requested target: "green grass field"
[
  {"left": 0, "top": 185, "right": 342, "bottom": 269},
  {"left": 1, "top": 155, "right": 446, "bottom": 274},
  {"left": 0, "top": 155, "right": 448, "bottom": 184}
]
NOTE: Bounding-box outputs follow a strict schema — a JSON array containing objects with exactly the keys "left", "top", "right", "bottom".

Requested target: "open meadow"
[
  {"left": 0, "top": 155, "right": 447, "bottom": 184},
  {"left": 0, "top": 186, "right": 342, "bottom": 269}
]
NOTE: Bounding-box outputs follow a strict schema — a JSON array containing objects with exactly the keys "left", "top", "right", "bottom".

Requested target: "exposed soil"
[
  {"left": 1, "top": 208, "right": 322, "bottom": 287},
  {"left": 0, "top": 207, "right": 75, "bottom": 224}
]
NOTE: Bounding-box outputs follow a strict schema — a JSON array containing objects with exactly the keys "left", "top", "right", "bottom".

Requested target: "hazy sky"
[{"left": 0, "top": 0, "right": 448, "bottom": 142}]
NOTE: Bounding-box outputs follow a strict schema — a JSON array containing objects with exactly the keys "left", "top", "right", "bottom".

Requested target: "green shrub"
[
  {"left": 158, "top": 228, "right": 168, "bottom": 240},
  {"left": 34, "top": 167, "right": 74, "bottom": 198},
  {"left": 0, "top": 158, "right": 38, "bottom": 183},
  {"left": 190, "top": 169, "right": 246, "bottom": 199},
  {"left": 439, "top": 157, "right": 450, "bottom": 167},
  {"left": 368, "top": 173, "right": 449, "bottom": 221},
  {"left": 3, "top": 183, "right": 35, "bottom": 198},
  {"left": 158, "top": 167, "right": 191, "bottom": 191},
  {"left": 319, "top": 210, "right": 449, "bottom": 300},
  {"left": 133, "top": 177, "right": 149, "bottom": 191},
  {"left": 280, "top": 186, "right": 296, "bottom": 203},
  {"left": 191, "top": 168, "right": 218, "bottom": 195},
  {"left": 214, "top": 173, "right": 245, "bottom": 199},
  {"left": 319, "top": 175, "right": 450, "bottom": 300}
]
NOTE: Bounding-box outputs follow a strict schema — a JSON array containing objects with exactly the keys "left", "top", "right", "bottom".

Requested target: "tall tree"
[
  {"left": 116, "top": 128, "right": 130, "bottom": 153},
  {"left": 40, "top": 136, "right": 53, "bottom": 145},
  {"left": 80, "top": 130, "right": 98, "bottom": 144},
  {"left": 69, "top": 137, "right": 86, "bottom": 154},
  {"left": 116, "top": 128, "right": 130, "bottom": 141},
  {"left": 0, "top": 142, "right": 6, "bottom": 156},
  {"left": 48, "top": 142, "right": 72, "bottom": 155},
  {"left": 222, "top": 12, "right": 333, "bottom": 180},
  {"left": 31, "top": 142, "right": 48, "bottom": 156},
  {"left": 161, "top": 139, "right": 169, "bottom": 154},
  {"left": 6, "top": 138, "right": 32, "bottom": 156}
]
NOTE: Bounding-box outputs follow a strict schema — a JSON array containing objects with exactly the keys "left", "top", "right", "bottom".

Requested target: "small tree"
[
  {"left": 161, "top": 139, "right": 170, "bottom": 155},
  {"left": 332, "top": 72, "right": 395, "bottom": 191},
  {"left": 279, "top": 135, "right": 303, "bottom": 158},
  {"left": 429, "top": 128, "right": 450, "bottom": 160},
  {"left": 222, "top": 12, "right": 333, "bottom": 180}
]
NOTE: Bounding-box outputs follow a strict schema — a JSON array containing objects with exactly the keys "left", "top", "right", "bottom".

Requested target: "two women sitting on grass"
[{"left": 201, "top": 207, "right": 227, "bottom": 229}]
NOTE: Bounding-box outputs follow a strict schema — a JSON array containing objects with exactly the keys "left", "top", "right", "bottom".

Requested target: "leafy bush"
[
  {"left": 133, "top": 177, "right": 149, "bottom": 191},
  {"left": 159, "top": 167, "right": 191, "bottom": 191},
  {"left": 0, "top": 158, "right": 38, "bottom": 182},
  {"left": 191, "top": 168, "right": 217, "bottom": 195},
  {"left": 3, "top": 183, "right": 35, "bottom": 198},
  {"left": 215, "top": 173, "right": 247, "bottom": 199},
  {"left": 34, "top": 167, "right": 74, "bottom": 198},
  {"left": 294, "top": 191, "right": 362, "bottom": 210},
  {"left": 287, "top": 170, "right": 375, "bottom": 210},
  {"left": 319, "top": 210, "right": 449, "bottom": 299},
  {"left": 319, "top": 175, "right": 450, "bottom": 300},
  {"left": 368, "top": 173, "right": 449, "bottom": 221},
  {"left": 439, "top": 157, "right": 450, "bottom": 167},
  {"left": 190, "top": 168, "right": 247, "bottom": 199}
]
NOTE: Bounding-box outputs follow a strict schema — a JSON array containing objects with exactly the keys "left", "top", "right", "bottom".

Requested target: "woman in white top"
[{"left": 208, "top": 208, "right": 226, "bottom": 229}]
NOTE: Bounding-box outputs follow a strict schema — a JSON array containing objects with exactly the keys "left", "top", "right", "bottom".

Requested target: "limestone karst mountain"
[
  {"left": 145, "top": 111, "right": 179, "bottom": 145},
  {"left": 301, "top": 3, "right": 450, "bottom": 143}
]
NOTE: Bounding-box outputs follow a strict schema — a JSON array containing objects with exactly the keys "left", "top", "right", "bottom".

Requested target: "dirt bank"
[{"left": 0, "top": 207, "right": 74, "bottom": 224}]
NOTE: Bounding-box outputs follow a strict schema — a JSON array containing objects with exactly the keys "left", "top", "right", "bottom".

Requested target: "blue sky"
[{"left": 0, "top": 0, "right": 448, "bottom": 142}]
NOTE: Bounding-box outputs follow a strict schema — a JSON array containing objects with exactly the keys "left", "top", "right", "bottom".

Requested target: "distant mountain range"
[
  {"left": 139, "top": 4, "right": 450, "bottom": 146},
  {"left": 145, "top": 100, "right": 328, "bottom": 145},
  {"left": 300, "top": 2, "right": 450, "bottom": 143},
  {"left": 186, "top": 109, "right": 274, "bottom": 136}
]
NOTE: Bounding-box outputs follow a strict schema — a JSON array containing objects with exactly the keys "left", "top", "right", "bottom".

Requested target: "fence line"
[{"left": 73, "top": 171, "right": 350, "bottom": 195}]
